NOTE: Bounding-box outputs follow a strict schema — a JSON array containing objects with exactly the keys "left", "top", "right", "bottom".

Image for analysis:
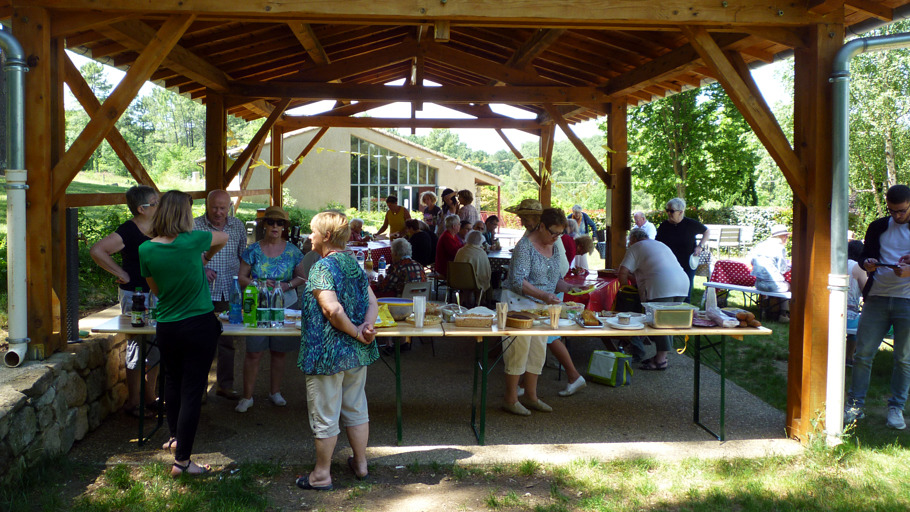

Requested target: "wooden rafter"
[
  {"left": 281, "top": 127, "right": 329, "bottom": 183},
  {"left": 62, "top": 54, "right": 156, "bottom": 190},
  {"left": 425, "top": 40, "right": 549, "bottom": 86},
  {"left": 287, "top": 39, "right": 418, "bottom": 83},
  {"left": 287, "top": 21, "right": 331, "bottom": 65},
  {"left": 224, "top": 97, "right": 292, "bottom": 185},
  {"left": 543, "top": 104, "right": 611, "bottom": 187},
  {"left": 51, "top": 14, "right": 195, "bottom": 201},
  {"left": 275, "top": 116, "right": 541, "bottom": 130},
  {"left": 496, "top": 128, "right": 541, "bottom": 186},
  {"left": 506, "top": 28, "right": 565, "bottom": 69},
  {"left": 682, "top": 26, "right": 807, "bottom": 203},
  {"left": 50, "top": 12, "right": 133, "bottom": 37},
  {"left": 847, "top": 0, "right": 893, "bottom": 21}
]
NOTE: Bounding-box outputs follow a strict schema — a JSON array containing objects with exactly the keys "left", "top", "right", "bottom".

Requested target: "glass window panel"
[
  {"left": 427, "top": 165, "right": 437, "bottom": 185},
  {"left": 409, "top": 159, "right": 418, "bottom": 184},
  {"left": 389, "top": 155, "right": 399, "bottom": 185}
]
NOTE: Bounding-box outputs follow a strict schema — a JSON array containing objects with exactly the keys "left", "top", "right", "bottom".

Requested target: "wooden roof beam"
[
  {"left": 62, "top": 54, "right": 156, "bottom": 190},
  {"left": 276, "top": 116, "right": 541, "bottom": 130},
  {"left": 543, "top": 104, "right": 611, "bottom": 187},
  {"left": 681, "top": 26, "right": 807, "bottom": 203},
  {"left": 286, "top": 39, "right": 418, "bottom": 83},
  {"left": 496, "top": 128, "right": 541, "bottom": 186},
  {"left": 507, "top": 28, "right": 565, "bottom": 69},
  {"left": 52, "top": 14, "right": 195, "bottom": 202},
  {"left": 224, "top": 98, "right": 292, "bottom": 185},
  {"left": 50, "top": 12, "right": 133, "bottom": 38},
  {"left": 808, "top": 0, "right": 844, "bottom": 15},
  {"left": 741, "top": 27, "right": 808, "bottom": 48},
  {"left": 847, "top": 0, "right": 893, "bottom": 21},
  {"left": 287, "top": 21, "right": 331, "bottom": 65}
]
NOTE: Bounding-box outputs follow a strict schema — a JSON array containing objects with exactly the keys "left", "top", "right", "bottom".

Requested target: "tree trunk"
[{"left": 884, "top": 127, "right": 897, "bottom": 188}]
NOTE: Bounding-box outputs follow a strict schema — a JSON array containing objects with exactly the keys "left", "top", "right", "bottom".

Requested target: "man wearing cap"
[
  {"left": 747, "top": 223, "right": 791, "bottom": 322},
  {"left": 194, "top": 189, "right": 247, "bottom": 400}
]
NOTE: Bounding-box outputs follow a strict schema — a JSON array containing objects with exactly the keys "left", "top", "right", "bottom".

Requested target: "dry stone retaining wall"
[{"left": 0, "top": 334, "right": 128, "bottom": 483}]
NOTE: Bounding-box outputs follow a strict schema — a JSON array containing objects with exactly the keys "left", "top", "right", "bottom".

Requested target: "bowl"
[{"left": 377, "top": 297, "right": 414, "bottom": 321}]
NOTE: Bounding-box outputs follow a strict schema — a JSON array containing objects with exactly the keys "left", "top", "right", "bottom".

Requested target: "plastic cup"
[
  {"left": 496, "top": 302, "right": 509, "bottom": 327},
  {"left": 548, "top": 304, "right": 562, "bottom": 329},
  {"left": 413, "top": 296, "right": 426, "bottom": 328}
]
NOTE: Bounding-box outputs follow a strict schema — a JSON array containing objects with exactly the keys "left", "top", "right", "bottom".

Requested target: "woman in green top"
[{"left": 139, "top": 190, "right": 228, "bottom": 477}]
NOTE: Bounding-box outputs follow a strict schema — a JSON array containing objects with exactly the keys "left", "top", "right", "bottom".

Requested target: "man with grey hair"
[
  {"left": 194, "top": 189, "right": 247, "bottom": 400},
  {"left": 633, "top": 211, "right": 657, "bottom": 240},
  {"left": 619, "top": 228, "right": 690, "bottom": 370},
  {"left": 455, "top": 230, "right": 492, "bottom": 305},
  {"left": 655, "top": 197, "right": 709, "bottom": 301}
]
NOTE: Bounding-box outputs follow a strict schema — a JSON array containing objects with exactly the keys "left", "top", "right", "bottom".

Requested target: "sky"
[{"left": 68, "top": 51, "right": 790, "bottom": 154}]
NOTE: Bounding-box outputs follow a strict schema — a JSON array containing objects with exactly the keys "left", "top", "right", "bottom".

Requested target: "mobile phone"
[{"left": 877, "top": 263, "right": 900, "bottom": 269}]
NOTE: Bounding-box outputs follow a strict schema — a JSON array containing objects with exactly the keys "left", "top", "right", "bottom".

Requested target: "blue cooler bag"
[{"left": 587, "top": 350, "right": 633, "bottom": 387}]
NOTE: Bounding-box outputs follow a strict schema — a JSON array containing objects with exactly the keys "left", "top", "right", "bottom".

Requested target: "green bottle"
[{"left": 243, "top": 279, "right": 259, "bottom": 328}]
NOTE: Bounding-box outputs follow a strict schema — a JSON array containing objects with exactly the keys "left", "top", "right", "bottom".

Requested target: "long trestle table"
[{"left": 93, "top": 316, "right": 770, "bottom": 445}]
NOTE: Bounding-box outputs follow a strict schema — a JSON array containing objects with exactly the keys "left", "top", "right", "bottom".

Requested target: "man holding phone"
[{"left": 846, "top": 184, "right": 910, "bottom": 430}]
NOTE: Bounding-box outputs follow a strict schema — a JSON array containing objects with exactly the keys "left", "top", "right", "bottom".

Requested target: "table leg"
[
  {"left": 396, "top": 337, "right": 404, "bottom": 445},
  {"left": 470, "top": 336, "right": 490, "bottom": 445},
  {"left": 692, "top": 334, "right": 727, "bottom": 441},
  {"left": 693, "top": 334, "right": 701, "bottom": 427},
  {"left": 720, "top": 335, "right": 726, "bottom": 441}
]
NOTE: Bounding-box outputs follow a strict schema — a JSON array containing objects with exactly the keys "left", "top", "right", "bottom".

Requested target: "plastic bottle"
[
  {"left": 131, "top": 288, "right": 147, "bottom": 327},
  {"left": 257, "top": 281, "right": 271, "bottom": 328},
  {"left": 243, "top": 279, "right": 259, "bottom": 328},
  {"left": 229, "top": 276, "right": 243, "bottom": 324},
  {"left": 378, "top": 255, "right": 387, "bottom": 274},
  {"left": 271, "top": 284, "right": 285, "bottom": 327},
  {"left": 364, "top": 251, "right": 374, "bottom": 272},
  {"left": 148, "top": 293, "right": 157, "bottom": 327},
  {"left": 356, "top": 250, "right": 365, "bottom": 268}
]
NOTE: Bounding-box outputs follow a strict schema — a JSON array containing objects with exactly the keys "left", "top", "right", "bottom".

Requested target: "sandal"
[
  {"left": 171, "top": 460, "right": 211, "bottom": 477},
  {"left": 348, "top": 456, "right": 370, "bottom": 481},
  {"left": 295, "top": 474, "right": 334, "bottom": 491},
  {"left": 161, "top": 437, "right": 177, "bottom": 453},
  {"left": 639, "top": 357, "right": 668, "bottom": 371}
]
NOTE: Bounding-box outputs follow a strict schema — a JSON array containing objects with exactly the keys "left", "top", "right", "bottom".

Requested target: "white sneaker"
[
  {"left": 558, "top": 376, "right": 587, "bottom": 397},
  {"left": 516, "top": 386, "right": 525, "bottom": 397},
  {"left": 235, "top": 397, "right": 254, "bottom": 413},
  {"left": 887, "top": 406, "right": 906, "bottom": 430},
  {"left": 269, "top": 392, "right": 287, "bottom": 407}
]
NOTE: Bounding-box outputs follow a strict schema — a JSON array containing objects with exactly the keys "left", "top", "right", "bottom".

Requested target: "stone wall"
[{"left": 0, "top": 334, "right": 128, "bottom": 483}]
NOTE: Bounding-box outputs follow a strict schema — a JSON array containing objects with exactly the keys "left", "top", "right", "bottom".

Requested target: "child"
[{"left": 573, "top": 235, "right": 595, "bottom": 271}]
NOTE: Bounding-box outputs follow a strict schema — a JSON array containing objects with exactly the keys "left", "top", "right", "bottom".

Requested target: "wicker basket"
[{"left": 506, "top": 312, "right": 535, "bottom": 329}]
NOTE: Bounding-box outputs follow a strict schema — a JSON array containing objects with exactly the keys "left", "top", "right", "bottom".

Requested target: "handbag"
[
  {"left": 586, "top": 350, "right": 633, "bottom": 387},
  {"left": 614, "top": 285, "right": 643, "bottom": 313}
]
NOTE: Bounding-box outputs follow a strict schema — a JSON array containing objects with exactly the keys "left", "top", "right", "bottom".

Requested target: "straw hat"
[
  {"left": 263, "top": 205, "right": 290, "bottom": 221},
  {"left": 770, "top": 224, "right": 790, "bottom": 237},
  {"left": 505, "top": 198, "right": 543, "bottom": 216}
]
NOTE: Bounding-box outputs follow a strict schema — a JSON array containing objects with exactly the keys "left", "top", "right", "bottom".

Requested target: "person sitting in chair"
[
  {"left": 454, "top": 231, "right": 492, "bottom": 307},
  {"left": 748, "top": 224, "right": 791, "bottom": 322},
  {"left": 376, "top": 238, "right": 426, "bottom": 298}
]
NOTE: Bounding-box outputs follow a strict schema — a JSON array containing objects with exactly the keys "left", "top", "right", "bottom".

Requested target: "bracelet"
[{"left": 202, "top": 254, "right": 210, "bottom": 263}]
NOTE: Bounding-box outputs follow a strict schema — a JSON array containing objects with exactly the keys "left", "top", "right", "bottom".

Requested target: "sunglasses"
[
  {"left": 665, "top": 209, "right": 680, "bottom": 214},
  {"left": 140, "top": 201, "right": 158, "bottom": 208},
  {"left": 264, "top": 218, "right": 286, "bottom": 227}
]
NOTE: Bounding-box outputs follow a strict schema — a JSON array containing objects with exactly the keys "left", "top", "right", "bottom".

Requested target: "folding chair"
[{"left": 446, "top": 261, "right": 486, "bottom": 308}]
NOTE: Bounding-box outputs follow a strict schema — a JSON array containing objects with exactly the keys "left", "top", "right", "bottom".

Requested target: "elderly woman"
[
  {"left": 90, "top": 185, "right": 160, "bottom": 419},
  {"left": 566, "top": 218, "right": 580, "bottom": 239},
  {"left": 236, "top": 206, "right": 306, "bottom": 413},
  {"left": 376, "top": 237, "right": 427, "bottom": 297},
  {"left": 619, "top": 228, "right": 690, "bottom": 370},
  {"left": 349, "top": 218, "right": 371, "bottom": 243},
  {"left": 503, "top": 208, "right": 574, "bottom": 415},
  {"left": 376, "top": 195, "right": 411, "bottom": 239},
  {"left": 655, "top": 198, "right": 709, "bottom": 301},
  {"left": 454, "top": 230, "right": 492, "bottom": 307},
  {"left": 297, "top": 211, "right": 378, "bottom": 490},
  {"left": 419, "top": 191, "right": 441, "bottom": 233},
  {"left": 435, "top": 214, "right": 464, "bottom": 278},
  {"left": 405, "top": 219, "right": 434, "bottom": 266},
  {"left": 568, "top": 205, "right": 597, "bottom": 236},
  {"left": 437, "top": 188, "right": 459, "bottom": 236},
  {"left": 456, "top": 189, "right": 481, "bottom": 226},
  {"left": 139, "top": 190, "right": 228, "bottom": 476}
]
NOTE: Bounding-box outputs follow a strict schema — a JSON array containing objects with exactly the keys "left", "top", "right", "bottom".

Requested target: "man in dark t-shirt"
[{"left": 654, "top": 198, "right": 709, "bottom": 302}]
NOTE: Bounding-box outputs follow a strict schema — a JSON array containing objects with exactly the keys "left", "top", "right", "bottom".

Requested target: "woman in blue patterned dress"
[
  {"left": 236, "top": 206, "right": 306, "bottom": 413},
  {"left": 296, "top": 211, "right": 378, "bottom": 491}
]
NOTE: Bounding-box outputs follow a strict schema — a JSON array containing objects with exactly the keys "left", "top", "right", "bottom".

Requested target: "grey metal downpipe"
[
  {"left": 828, "top": 32, "right": 910, "bottom": 441},
  {"left": 0, "top": 27, "right": 28, "bottom": 367}
]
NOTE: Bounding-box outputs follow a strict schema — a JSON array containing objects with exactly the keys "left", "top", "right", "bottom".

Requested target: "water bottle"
[
  {"left": 228, "top": 276, "right": 243, "bottom": 324},
  {"left": 356, "top": 250, "right": 365, "bottom": 268},
  {"left": 131, "top": 288, "right": 147, "bottom": 327},
  {"left": 378, "top": 255, "right": 387, "bottom": 274},
  {"left": 148, "top": 293, "right": 157, "bottom": 327},
  {"left": 271, "top": 284, "right": 284, "bottom": 327},
  {"left": 257, "top": 281, "right": 271, "bottom": 328},
  {"left": 243, "top": 279, "right": 259, "bottom": 328}
]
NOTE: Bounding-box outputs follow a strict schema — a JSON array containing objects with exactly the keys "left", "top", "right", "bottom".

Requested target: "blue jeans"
[{"left": 848, "top": 295, "right": 910, "bottom": 410}]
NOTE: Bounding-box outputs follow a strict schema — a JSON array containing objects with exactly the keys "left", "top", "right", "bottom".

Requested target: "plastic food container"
[
  {"left": 642, "top": 302, "right": 697, "bottom": 328},
  {"left": 440, "top": 305, "right": 468, "bottom": 323}
]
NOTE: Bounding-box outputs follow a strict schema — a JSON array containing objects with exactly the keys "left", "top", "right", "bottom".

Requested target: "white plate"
[{"left": 604, "top": 317, "right": 645, "bottom": 330}]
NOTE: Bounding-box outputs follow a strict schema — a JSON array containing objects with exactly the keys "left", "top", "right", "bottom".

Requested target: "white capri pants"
[
  {"left": 503, "top": 335, "right": 547, "bottom": 376},
  {"left": 305, "top": 366, "right": 369, "bottom": 438}
]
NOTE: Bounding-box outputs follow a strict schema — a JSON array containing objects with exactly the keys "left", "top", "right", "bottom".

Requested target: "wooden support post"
[
  {"left": 206, "top": 89, "right": 226, "bottom": 191},
  {"left": 15, "top": 6, "right": 56, "bottom": 356},
  {"left": 539, "top": 125, "right": 554, "bottom": 208},
  {"left": 607, "top": 101, "right": 630, "bottom": 269},
  {"left": 787, "top": 23, "right": 842, "bottom": 441},
  {"left": 271, "top": 125, "right": 283, "bottom": 207},
  {"left": 50, "top": 36, "right": 67, "bottom": 352}
]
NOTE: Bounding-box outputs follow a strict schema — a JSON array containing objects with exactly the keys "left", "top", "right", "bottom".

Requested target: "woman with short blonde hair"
[{"left": 310, "top": 210, "right": 352, "bottom": 247}]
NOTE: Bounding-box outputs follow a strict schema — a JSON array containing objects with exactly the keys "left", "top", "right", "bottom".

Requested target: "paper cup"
[
  {"left": 413, "top": 296, "right": 426, "bottom": 328},
  {"left": 548, "top": 304, "right": 562, "bottom": 329},
  {"left": 496, "top": 302, "right": 509, "bottom": 327}
]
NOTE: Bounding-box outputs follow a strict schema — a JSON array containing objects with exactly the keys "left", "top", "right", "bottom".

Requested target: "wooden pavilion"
[{"left": 6, "top": 1, "right": 908, "bottom": 440}]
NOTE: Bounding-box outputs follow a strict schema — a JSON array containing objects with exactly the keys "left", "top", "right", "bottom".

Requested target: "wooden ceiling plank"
[
  {"left": 543, "top": 103, "right": 611, "bottom": 186},
  {"left": 496, "top": 128, "right": 541, "bottom": 185},
  {"left": 276, "top": 116, "right": 541, "bottom": 130},
  {"left": 50, "top": 12, "right": 133, "bottom": 38},
  {"left": 52, "top": 14, "right": 195, "bottom": 201},
  {"left": 62, "top": 54, "right": 156, "bottom": 190},
  {"left": 98, "top": 19, "right": 232, "bottom": 91},
  {"left": 287, "top": 21, "right": 331, "bottom": 65},
  {"left": 506, "top": 28, "right": 565, "bottom": 69},
  {"left": 682, "top": 26, "right": 807, "bottom": 203},
  {"left": 424, "top": 40, "right": 548, "bottom": 85},
  {"left": 229, "top": 82, "right": 608, "bottom": 105},
  {"left": 224, "top": 98, "right": 293, "bottom": 185},
  {"left": 281, "top": 127, "right": 329, "bottom": 183},
  {"left": 742, "top": 26, "right": 808, "bottom": 48},
  {"left": 244, "top": 99, "right": 276, "bottom": 117},
  {"left": 284, "top": 39, "right": 418, "bottom": 83},
  {"left": 846, "top": 0, "right": 893, "bottom": 20},
  {"left": 807, "top": 0, "right": 844, "bottom": 15}
]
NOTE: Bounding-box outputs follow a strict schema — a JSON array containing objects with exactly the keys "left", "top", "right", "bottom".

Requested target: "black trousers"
[{"left": 157, "top": 312, "right": 221, "bottom": 461}]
